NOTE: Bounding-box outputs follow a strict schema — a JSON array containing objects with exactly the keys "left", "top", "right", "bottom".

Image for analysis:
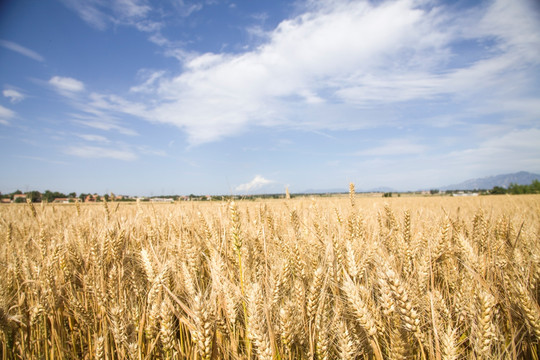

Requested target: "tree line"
[
  {"left": 0, "top": 190, "right": 134, "bottom": 203},
  {"left": 2, "top": 180, "right": 539, "bottom": 203},
  {"left": 489, "top": 180, "right": 540, "bottom": 195}
]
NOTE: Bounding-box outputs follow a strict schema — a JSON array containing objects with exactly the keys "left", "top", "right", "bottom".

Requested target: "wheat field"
[{"left": 1, "top": 192, "right": 539, "bottom": 359}]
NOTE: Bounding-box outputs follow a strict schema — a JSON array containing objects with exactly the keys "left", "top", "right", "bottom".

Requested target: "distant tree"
[
  {"left": 508, "top": 183, "right": 526, "bottom": 194},
  {"left": 42, "top": 190, "right": 67, "bottom": 202},
  {"left": 103, "top": 194, "right": 110, "bottom": 202},
  {"left": 531, "top": 179, "right": 540, "bottom": 193},
  {"left": 512, "top": 180, "right": 540, "bottom": 194},
  {"left": 42, "top": 190, "right": 53, "bottom": 202},
  {"left": 383, "top": 192, "right": 392, "bottom": 198},
  {"left": 491, "top": 186, "right": 507, "bottom": 195},
  {"left": 430, "top": 189, "right": 439, "bottom": 195},
  {"left": 28, "top": 191, "right": 41, "bottom": 202},
  {"left": 487, "top": 180, "right": 540, "bottom": 195},
  {"left": 68, "top": 192, "right": 77, "bottom": 198}
]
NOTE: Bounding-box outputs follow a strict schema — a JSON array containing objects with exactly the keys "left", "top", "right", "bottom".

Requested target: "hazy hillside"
[{"left": 440, "top": 171, "right": 540, "bottom": 190}]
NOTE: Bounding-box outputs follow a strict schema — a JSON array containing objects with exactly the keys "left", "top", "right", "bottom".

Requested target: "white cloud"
[
  {"left": 55, "top": 0, "right": 540, "bottom": 149},
  {"left": 111, "top": 0, "right": 538, "bottom": 145},
  {"left": 0, "top": 105, "right": 15, "bottom": 125},
  {"left": 472, "top": 0, "right": 540, "bottom": 62},
  {"left": 49, "top": 76, "right": 85, "bottom": 94},
  {"left": 235, "top": 175, "right": 274, "bottom": 192},
  {"left": 3, "top": 89, "right": 25, "bottom": 103},
  {"left": 0, "top": 40, "right": 44, "bottom": 62},
  {"left": 65, "top": 145, "right": 137, "bottom": 161}
]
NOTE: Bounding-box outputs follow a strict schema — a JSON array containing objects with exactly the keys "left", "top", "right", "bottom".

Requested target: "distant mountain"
[
  {"left": 440, "top": 171, "right": 540, "bottom": 191},
  {"left": 299, "top": 186, "right": 397, "bottom": 194},
  {"left": 299, "top": 188, "right": 347, "bottom": 194},
  {"left": 366, "top": 186, "right": 397, "bottom": 193}
]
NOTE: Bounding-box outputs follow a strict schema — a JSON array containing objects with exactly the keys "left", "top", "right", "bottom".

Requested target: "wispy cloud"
[
  {"left": 64, "top": 145, "right": 137, "bottom": 161},
  {"left": 63, "top": 141, "right": 165, "bottom": 162},
  {"left": 235, "top": 175, "right": 274, "bottom": 192},
  {"left": 60, "top": 0, "right": 166, "bottom": 39},
  {"left": 136, "top": 145, "right": 166, "bottom": 157},
  {"left": 130, "top": 70, "right": 166, "bottom": 93},
  {"left": 3, "top": 89, "right": 25, "bottom": 104},
  {"left": 71, "top": 113, "right": 138, "bottom": 136},
  {"left": 0, "top": 40, "right": 45, "bottom": 62},
  {"left": 0, "top": 105, "right": 15, "bottom": 125},
  {"left": 16, "top": 155, "right": 69, "bottom": 165},
  {"left": 355, "top": 139, "right": 428, "bottom": 157},
  {"left": 113, "top": 0, "right": 151, "bottom": 19},
  {"left": 60, "top": 0, "right": 108, "bottom": 30},
  {"left": 443, "top": 128, "right": 540, "bottom": 173},
  {"left": 76, "top": 134, "right": 110, "bottom": 143},
  {"left": 345, "top": 127, "right": 540, "bottom": 189},
  {"left": 173, "top": 1, "right": 203, "bottom": 17},
  {"left": 49, "top": 76, "right": 85, "bottom": 95}
]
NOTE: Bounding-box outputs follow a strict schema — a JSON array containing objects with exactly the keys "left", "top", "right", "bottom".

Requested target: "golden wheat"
[{"left": 0, "top": 194, "right": 539, "bottom": 359}]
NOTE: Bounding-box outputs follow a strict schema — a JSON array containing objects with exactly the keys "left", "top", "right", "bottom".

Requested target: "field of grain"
[{"left": 1, "top": 193, "right": 540, "bottom": 359}]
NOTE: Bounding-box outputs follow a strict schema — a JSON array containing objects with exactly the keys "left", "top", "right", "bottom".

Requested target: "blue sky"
[{"left": 1, "top": 0, "right": 539, "bottom": 195}]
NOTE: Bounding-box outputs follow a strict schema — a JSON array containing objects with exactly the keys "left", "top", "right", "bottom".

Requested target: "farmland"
[{"left": 1, "top": 193, "right": 540, "bottom": 359}]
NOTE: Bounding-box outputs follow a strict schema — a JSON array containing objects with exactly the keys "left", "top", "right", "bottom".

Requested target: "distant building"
[
  {"left": 13, "top": 194, "right": 26, "bottom": 202},
  {"left": 85, "top": 195, "right": 98, "bottom": 202},
  {"left": 452, "top": 192, "right": 479, "bottom": 197},
  {"left": 150, "top": 198, "right": 174, "bottom": 203},
  {"left": 53, "top": 198, "right": 70, "bottom": 203},
  {"left": 1, "top": 198, "right": 11, "bottom": 203}
]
